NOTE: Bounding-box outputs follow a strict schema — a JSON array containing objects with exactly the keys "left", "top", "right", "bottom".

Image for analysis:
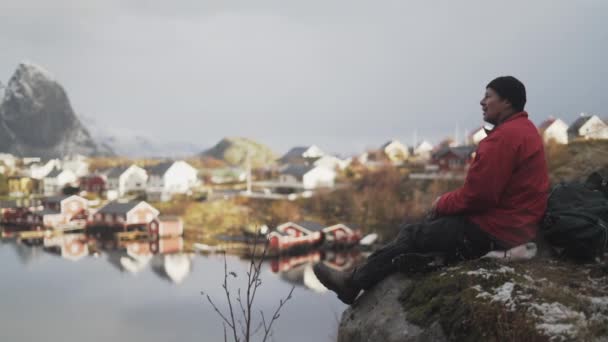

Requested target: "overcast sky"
[{"left": 1, "top": 0, "right": 607, "bottom": 155}]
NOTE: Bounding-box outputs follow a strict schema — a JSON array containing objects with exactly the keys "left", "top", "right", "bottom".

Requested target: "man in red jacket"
[{"left": 314, "top": 76, "right": 550, "bottom": 305}]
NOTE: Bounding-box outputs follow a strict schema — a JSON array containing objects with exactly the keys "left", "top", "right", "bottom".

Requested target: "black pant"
[{"left": 352, "top": 216, "right": 504, "bottom": 290}]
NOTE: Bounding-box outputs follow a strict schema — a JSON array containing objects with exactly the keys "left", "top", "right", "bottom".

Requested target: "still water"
[{"left": 0, "top": 233, "right": 358, "bottom": 342}]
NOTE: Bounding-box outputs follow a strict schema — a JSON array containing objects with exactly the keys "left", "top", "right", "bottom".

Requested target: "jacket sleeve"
[{"left": 436, "top": 135, "right": 517, "bottom": 215}]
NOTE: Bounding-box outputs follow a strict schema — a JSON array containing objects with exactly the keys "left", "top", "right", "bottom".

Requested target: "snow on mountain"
[
  {"left": 0, "top": 62, "right": 113, "bottom": 158},
  {"left": 81, "top": 115, "right": 204, "bottom": 158}
]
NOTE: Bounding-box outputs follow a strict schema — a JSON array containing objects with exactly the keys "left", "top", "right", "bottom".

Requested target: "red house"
[
  {"left": 23, "top": 195, "right": 89, "bottom": 230},
  {"left": 268, "top": 221, "right": 325, "bottom": 251},
  {"left": 431, "top": 146, "right": 476, "bottom": 172},
  {"left": 0, "top": 199, "right": 38, "bottom": 226},
  {"left": 322, "top": 223, "right": 361, "bottom": 245},
  {"left": 90, "top": 200, "right": 159, "bottom": 232},
  {"left": 79, "top": 175, "right": 106, "bottom": 194}
]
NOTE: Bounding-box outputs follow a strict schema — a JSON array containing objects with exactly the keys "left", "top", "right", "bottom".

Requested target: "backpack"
[{"left": 541, "top": 172, "right": 608, "bottom": 261}]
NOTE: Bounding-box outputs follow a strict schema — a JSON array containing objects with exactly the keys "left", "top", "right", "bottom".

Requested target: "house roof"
[
  {"left": 568, "top": 115, "right": 594, "bottom": 134},
  {"left": 433, "top": 145, "right": 476, "bottom": 160},
  {"left": 43, "top": 195, "right": 70, "bottom": 204},
  {"left": 33, "top": 208, "right": 60, "bottom": 216},
  {"left": 278, "top": 146, "right": 310, "bottom": 162},
  {"left": 381, "top": 140, "right": 397, "bottom": 149},
  {"left": 268, "top": 230, "right": 288, "bottom": 237},
  {"left": 106, "top": 166, "right": 129, "bottom": 178},
  {"left": 97, "top": 201, "right": 140, "bottom": 214},
  {"left": 147, "top": 161, "right": 174, "bottom": 176},
  {"left": 46, "top": 167, "right": 63, "bottom": 178},
  {"left": 293, "top": 221, "right": 325, "bottom": 232},
  {"left": 323, "top": 223, "right": 358, "bottom": 232},
  {"left": 0, "top": 200, "right": 18, "bottom": 209},
  {"left": 281, "top": 164, "right": 316, "bottom": 178},
  {"left": 538, "top": 117, "right": 557, "bottom": 131}
]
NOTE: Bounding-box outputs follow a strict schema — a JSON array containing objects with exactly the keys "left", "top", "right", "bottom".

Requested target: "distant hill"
[
  {"left": 81, "top": 115, "right": 204, "bottom": 158},
  {"left": 0, "top": 62, "right": 113, "bottom": 158},
  {"left": 201, "top": 137, "right": 276, "bottom": 168}
]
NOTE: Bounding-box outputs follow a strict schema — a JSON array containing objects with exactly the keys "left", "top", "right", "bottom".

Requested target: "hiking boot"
[{"left": 313, "top": 263, "right": 361, "bottom": 305}]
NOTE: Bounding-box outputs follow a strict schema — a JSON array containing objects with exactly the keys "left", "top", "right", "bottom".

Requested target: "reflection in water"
[
  {"left": 44, "top": 234, "right": 89, "bottom": 262},
  {"left": 0, "top": 227, "right": 352, "bottom": 342},
  {"left": 2, "top": 226, "right": 193, "bottom": 284},
  {"left": 11, "top": 239, "right": 45, "bottom": 266},
  {"left": 3, "top": 227, "right": 362, "bottom": 290},
  {"left": 151, "top": 254, "right": 193, "bottom": 284},
  {"left": 270, "top": 250, "right": 364, "bottom": 293}
]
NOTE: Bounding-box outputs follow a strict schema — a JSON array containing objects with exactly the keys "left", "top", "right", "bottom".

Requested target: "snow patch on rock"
[{"left": 529, "top": 302, "right": 586, "bottom": 341}]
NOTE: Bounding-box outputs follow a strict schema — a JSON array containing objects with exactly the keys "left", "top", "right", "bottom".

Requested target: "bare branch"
[
  {"left": 261, "top": 285, "right": 295, "bottom": 342},
  {"left": 204, "top": 226, "right": 294, "bottom": 342},
  {"left": 222, "top": 252, "right": 240, "bottom": 342},
  {"left": 206, "top": 295, "right": 234, "bottom": 329}
]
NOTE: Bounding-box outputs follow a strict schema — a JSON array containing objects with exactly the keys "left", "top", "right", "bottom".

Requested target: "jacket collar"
[{"left": 486, "top": 111, "right": 528, "bottom": 135}]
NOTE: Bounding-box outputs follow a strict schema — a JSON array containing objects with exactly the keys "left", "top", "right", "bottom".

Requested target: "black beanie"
[{"left": 486, "top": 76, "right": 526, "bottom": 112}]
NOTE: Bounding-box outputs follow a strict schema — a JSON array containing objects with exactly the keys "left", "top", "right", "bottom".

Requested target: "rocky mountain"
[
  {"left": 201, "top": 137, "right": 277, "bottom": 168},
  {"left": 0, "top": 62, "right": 113, "bottom": 158},
  {"left": 0, "top": 81, "right": 5, "bottom": 106}
]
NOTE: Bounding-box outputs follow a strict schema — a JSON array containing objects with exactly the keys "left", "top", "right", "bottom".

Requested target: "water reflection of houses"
[
  {"left": 104, "top": 236, "right": 193, "bottom": 284},
  {"left": 43, "top": 234, "right": 90, "bottom": 261},
  {"left": 270, "top": 251, "right": 362, "bottom": 292},
  {"left": 11, "top": 239, "right": 45, "bottom": 265},
  {"left": 151, "top": 253, "right": 193, "bottom": 285}
]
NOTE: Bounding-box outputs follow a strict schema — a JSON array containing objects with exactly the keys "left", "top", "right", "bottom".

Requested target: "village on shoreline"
[{"left": 0, "top": 112, "right": 607, "bottom": 256}]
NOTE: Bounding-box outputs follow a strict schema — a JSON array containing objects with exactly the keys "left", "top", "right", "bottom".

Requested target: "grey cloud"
[{"left": 0, "top": 0, "right": 607, "bottom": 154}]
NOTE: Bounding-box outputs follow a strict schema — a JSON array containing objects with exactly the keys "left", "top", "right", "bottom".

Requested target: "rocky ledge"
[{"left": 338, "top": 258, "right": 608, "bottom": 342}]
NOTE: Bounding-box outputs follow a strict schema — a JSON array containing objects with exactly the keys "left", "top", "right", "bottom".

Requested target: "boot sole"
[{"left": 313, "top": 264, "right": 358, "bottom": 305}]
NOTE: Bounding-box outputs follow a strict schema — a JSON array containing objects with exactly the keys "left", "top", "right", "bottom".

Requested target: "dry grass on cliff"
[{"left": 546, "top": 140, "right": 608, "bottom": 183}]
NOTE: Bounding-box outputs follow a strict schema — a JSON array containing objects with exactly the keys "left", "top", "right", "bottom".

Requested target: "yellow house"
[{"left": 8, "top": 176, "right": 38, "bottom": 197}]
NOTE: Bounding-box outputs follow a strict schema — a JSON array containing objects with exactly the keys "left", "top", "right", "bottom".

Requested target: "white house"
[
  {"left": 29, "top": 159, "right": 61, "bottom": 180},
  {"left": 313, "top": 155, "right": 350, "bottom": 171},
  {"left": 146, "top": 160, "right": 199, "bottom": 202},
  {"left": 0, "top": 153, "right": 17, "bottom": 173},
  {"left": 278, "top": 145, "right": 325, "bottom": 164},
  {"left": 279, "top": 165, "right": 336, "bottom": 190},
  {"left": 538, "top": 117, "right": 569, "bottom": 145},
  {"left": 42, "top": 168, "right": 77, "bottom": 195},
  {"left": 568, "top": 114, "right": 608, "bottom": 141},
  {"left": 468, "top": 127, "right": 488, "bottom": 145},
  {"left": 412, "top": 141, "right": 434, "bottom": 161},
  {"left": 381, "top": 140, "right": 409, "bottom": 163},
  {"left": 62, "top": 154, "right": 90, "bottom": 177},
  {"left": 105, "top": 165, "right": 148, "bottom": 198}
]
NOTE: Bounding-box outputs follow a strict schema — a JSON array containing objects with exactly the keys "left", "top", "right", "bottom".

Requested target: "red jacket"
[{"left": 436, "top": 112, "right": 549, "bottom": 247}]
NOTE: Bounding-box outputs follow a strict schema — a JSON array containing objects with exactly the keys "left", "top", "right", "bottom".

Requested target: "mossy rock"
[
  {"left": 398, "top": 258, "right": 608, "bottom": 341},
  {"left": 339, "top": 257, "right": 608, "bottom": 342}
]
